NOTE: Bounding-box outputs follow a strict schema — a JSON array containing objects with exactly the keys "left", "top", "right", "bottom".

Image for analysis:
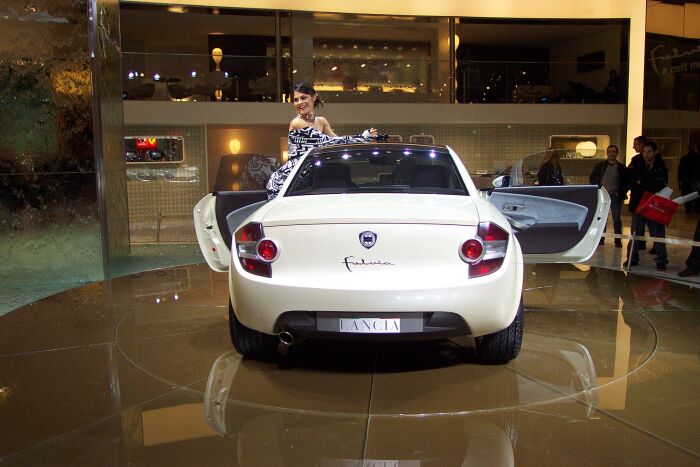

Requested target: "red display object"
[
  {"left": 635, "top": 191, "right": 678, "bottom": 225},
  {"left": 135, "top": 137, "right": 158, "bottom": 149},
  {"left": 631, "top": 278, "right": 671, "bottom": 306}
]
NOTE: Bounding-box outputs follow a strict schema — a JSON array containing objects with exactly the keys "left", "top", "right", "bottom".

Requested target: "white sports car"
[{"left": 194, "top": 143, "right": 609, "bottom": 363}]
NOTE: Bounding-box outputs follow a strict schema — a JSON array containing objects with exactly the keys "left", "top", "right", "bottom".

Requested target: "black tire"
[
  {"left": 475, "top": 296, "right": 523, "bottom": 364},
  {"left": 228, "top": 300, "right": 278, "bottom": 361}
]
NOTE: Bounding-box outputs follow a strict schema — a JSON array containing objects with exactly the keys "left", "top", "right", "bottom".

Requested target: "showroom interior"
[{"left": 1, "top": 0, "right": 700, "bottom": 464}]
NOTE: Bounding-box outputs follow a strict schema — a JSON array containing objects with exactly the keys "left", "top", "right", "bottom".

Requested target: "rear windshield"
[{"left": 285, "top": 147, "right": 468, "bottom": 197}]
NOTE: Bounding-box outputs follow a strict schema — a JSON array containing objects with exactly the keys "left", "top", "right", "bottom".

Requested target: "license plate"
[{"left": 339, "top": 317, "right": 400, "bottom": 333}]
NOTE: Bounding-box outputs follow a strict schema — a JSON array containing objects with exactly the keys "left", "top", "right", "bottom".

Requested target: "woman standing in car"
[
  {"left": 536, "top": 148, "right": 564, "bottom": 186},
  {"left": 266, "top": 83, "right": 379, "bottom": 200}
]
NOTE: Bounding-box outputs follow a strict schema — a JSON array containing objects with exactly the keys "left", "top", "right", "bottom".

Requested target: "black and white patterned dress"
[{"left": 265, "top": 126, "right": 372, "bottom": 200}]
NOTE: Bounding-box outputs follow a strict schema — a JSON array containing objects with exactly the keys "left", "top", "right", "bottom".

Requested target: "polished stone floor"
[{"left": 1, "top": 263, "right": 699, "bottom": 466}]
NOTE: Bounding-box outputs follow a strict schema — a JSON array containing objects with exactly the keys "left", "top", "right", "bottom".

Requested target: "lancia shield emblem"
[{"left": 359, "top": 231, "right": 377, "bottom": 249}]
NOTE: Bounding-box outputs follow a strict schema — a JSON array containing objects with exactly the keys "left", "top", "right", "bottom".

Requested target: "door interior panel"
[
  {"left": 215, "top": 190, "right": 267, "bottom": 251},
  {"left": 490, "top": 186, "right": 599, "bottom": 255}
]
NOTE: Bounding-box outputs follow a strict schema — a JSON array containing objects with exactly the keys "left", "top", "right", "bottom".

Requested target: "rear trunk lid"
[
  {"left": 258, "top": 194, "right": 481, "bottom": 288},
  {"left": 262, "top": 193, "right": 480, "bottom": 226}
]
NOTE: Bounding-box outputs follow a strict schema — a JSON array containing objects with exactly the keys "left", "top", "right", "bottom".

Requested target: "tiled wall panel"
[
  {"left": 334, "top": 124, "right": 623, "bottom": 173},
  {"left": 125, "top": 126, "right": 208, "bottom": 243}
]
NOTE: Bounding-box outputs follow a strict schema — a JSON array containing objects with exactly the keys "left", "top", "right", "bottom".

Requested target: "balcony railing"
[{"left": 122, "top": 52, "right": 627, "bottom": 105}]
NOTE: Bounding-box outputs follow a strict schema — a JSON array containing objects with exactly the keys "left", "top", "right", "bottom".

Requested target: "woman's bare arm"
[{"left": 319, "top": 117, "right": 337, "bottom": 137}]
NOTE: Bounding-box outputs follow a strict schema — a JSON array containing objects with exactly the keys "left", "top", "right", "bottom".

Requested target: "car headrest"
[
  {"left": 411, "top": 165, "right": 449, "bottom": 188},
  {"left": 313, "top": 163, "right": 352, "bottom": 188}
]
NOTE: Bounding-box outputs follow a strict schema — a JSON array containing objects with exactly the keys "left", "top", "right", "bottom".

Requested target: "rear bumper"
[
  {"left": 274, "top": 311, "right": 470, "bottom": 340},
  {"left": 228, "top": 240, "right": 523, "bottom": 338}
]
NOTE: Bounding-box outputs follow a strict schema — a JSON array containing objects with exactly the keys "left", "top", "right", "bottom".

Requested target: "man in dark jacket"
[
  {"left": 590, "top": 144, "right": 628, "bottom": 247},
  {"left": 627, "top": 136, "right": 648, "bottom": 251},
  {"left": 625, "top": 141, "right": 669, "bottom": 270}
]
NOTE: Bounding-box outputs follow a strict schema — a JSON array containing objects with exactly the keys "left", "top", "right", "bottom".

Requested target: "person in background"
[
  {"left": 678, "top": 143, "right": 700, "bottom": 214},
  {"left": 601, "top": 69, "right": 622, "bottom": 103},
  {"left": 625, "top": 141, "right": 669, "bottom": 271},
  {"left": 679, "top": 214, "right": 700, "bottom": 278},
  {"left": 266, "top": 82, "right": 379, "bottom": 200},
  {"left": 536, "top": 148, "right": 564, "bottom": 186},
  {"left": 627, "top": 135, "right": 648, "bottom": 251},
  {"left": 589, "top": 144, "right": 628, "bottom": 247},
  {"left": 679, "top": 157, "right": 700, "bottom": 277}
]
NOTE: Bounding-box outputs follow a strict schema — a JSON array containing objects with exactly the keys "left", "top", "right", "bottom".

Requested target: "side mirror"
[{"left": 492, "top": 175, "right": 510, "bottom": 188}]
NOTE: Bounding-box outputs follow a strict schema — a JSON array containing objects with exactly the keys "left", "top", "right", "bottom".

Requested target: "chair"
[
  {"left": 193, "top": 71, "right": 233, "bottom": 100},
  {"left": 167, "top": 83, "right": 193, "bottom": 100},
  {"left": 411, "top": 165, "right": 449, "bottom": 188},
  {"left": 312, "top": 163, "right": 353, "bottom": 188},
  {"left": 123, "top": 83, "right": 155, "bottom": 100}
]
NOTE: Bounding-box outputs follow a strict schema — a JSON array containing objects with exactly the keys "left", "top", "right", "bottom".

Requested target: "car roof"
[{"left": 309, "top": 142, "right": 449, "bottom": 155}]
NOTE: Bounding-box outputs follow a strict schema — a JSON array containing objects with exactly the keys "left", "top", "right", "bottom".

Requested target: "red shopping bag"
[{"left": 635, "top": 191, "right": 678, "bottom": 225}]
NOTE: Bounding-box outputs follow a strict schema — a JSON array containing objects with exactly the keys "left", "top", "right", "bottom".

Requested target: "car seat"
[
  {"left": 312, "top": 163, "right": 353, "bottom": 188},
  {"left": 411, "top": 165, "right": 449, "bottom": 188}
]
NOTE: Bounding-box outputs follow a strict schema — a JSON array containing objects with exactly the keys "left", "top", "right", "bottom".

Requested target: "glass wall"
[
  {"left": 0, "top": 0, "right": 105, "bottom": 315},
  {"left": 644, "top": 33, "right": 700, "bottom": 111},
  {"left": 455, "top": 20, "right": 629, "bottom": 104},
  {"left": 119, "top": 7, "right": 630, "bottom": 106},
  {"left": 120, "top": 5, "right": 290, "bottom": 103}
]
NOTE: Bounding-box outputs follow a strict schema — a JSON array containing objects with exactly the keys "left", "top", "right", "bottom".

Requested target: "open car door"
[
  {"left": 489, "top": 185, "right": 610, "bottom": 264},
  {"left": 193, "top": 191, "right": 267, "bottom": 272}
]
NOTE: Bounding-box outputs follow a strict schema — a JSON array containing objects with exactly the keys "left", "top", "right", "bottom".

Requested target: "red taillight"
[
  {"left": 461, "top": 222, "right": 509, "bottom": 278},
  {"left": 237, "top": 222, "right": 264, "bottom": 242},
  {"left": 459, "top": 239, "right": 484, "bottom": 263},
  {"left": 479, "top": 221, "right": 509, "bottom": 242},
  {"left": 235, "top": 223, "right": 279, "bottom": 277},
  {"left": 256, "top": 239, "right": 279, "bottom": 262}
]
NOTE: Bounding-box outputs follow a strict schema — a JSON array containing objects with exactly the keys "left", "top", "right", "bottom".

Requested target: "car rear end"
[{"left": 229, "top": 145, "right": 523, "bottom": 340}]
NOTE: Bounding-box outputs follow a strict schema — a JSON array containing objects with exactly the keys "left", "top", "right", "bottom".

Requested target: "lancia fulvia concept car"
[{"left": 194, "top": 144, "right": 609, "bottom": 363}]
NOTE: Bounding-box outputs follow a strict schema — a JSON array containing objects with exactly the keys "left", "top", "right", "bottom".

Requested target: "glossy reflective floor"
[{"left": 1, "top": 264, "right": 699, "bottom": 466}]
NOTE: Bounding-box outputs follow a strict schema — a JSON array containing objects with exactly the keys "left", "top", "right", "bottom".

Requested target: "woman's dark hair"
[{"left": 293, "top": 82, "right": 324, "bottom": 107}]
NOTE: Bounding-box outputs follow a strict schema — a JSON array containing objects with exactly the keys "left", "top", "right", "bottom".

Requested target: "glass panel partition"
[
  {"left": 121, "top": 53, "right": 626, "bottom": 104},
  {"left": 458, "top": 61, "right": 626, "bottom": 104},
  {"left": 122, "top": 53, "right": 291, "bottom": 102}
]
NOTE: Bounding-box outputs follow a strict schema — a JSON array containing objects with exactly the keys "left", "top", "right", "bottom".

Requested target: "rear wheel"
[
  {"left": 228, "top": 300, "right": 278, "bottom": 361},
  {"left": 475, "top": 297, "right": 523, "bottom": 364}
]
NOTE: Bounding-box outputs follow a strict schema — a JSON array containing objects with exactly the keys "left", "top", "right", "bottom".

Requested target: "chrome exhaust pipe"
[{"left": 278, "top": 330, "right": 296, "bottom": 346}]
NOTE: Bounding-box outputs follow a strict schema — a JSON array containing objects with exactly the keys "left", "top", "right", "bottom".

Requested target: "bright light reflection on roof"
[
  {"left": 429, "top": 152, "right": 437, "bottom": 158},
  {"left": 371, "top": 151, "right": 380, "bottom": 156},
  {"left": 403, "top": 150, "right": 412, "bottom": 156},
  {"left": 314, "top": 160, "right": 321, "bottom": 166},
  {"left": 342, "top": 154, "right": 351, "bottom": 159}
]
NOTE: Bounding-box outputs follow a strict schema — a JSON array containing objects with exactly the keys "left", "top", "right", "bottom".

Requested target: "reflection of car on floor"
[
  {"left": 194, "top": 143, "right": 609, "bottom": 363},
  {"left": 203, "top": 344, "right": 599, "bottom": 464}
]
